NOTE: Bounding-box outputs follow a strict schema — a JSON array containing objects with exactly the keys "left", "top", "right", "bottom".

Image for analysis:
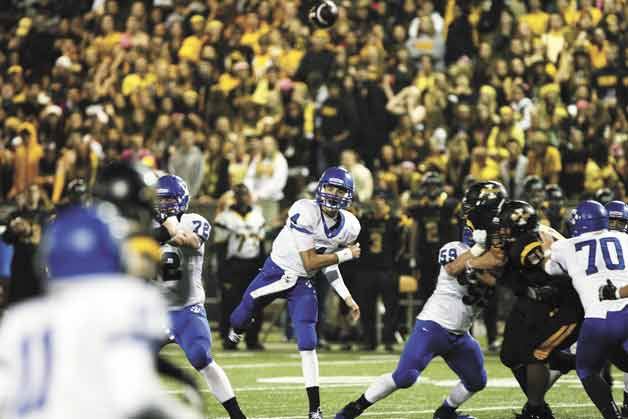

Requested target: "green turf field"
[{"left": 160, "top": 338, "right": 620, "bottom": 419}]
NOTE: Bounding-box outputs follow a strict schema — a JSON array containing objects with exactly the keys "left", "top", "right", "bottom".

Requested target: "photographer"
[{"left": 2, "top": 184, "right": 51, "bottom": 305}]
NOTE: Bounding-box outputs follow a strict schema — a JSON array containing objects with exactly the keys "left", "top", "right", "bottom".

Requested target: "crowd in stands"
[{"left": 0, "top": 0, "right": 627, "bottom": 348}]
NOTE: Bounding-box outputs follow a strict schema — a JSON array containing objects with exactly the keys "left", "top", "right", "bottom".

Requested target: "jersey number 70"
[{"left": 574, "top": 237, "right": 625, "bottom": 275}]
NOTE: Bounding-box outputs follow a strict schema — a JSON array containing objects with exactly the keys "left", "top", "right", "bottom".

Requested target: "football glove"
[{"left": 599, "top": 279, "right": 620, "bottom": 301}]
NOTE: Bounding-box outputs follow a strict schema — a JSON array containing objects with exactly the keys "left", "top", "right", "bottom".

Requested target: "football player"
[
  {"left": 229, "top": 166, "right": 361, "bottom": 419},
  {"left": 407, "top": 172, "right": 460, "bottom": 305},
  {"left": 522, "top": 176, "right": 546, "bottom": 212},
  {"left": 497, "top": 200, "right": 583, "bottom": 419},
  {"left": 335, "top": 183, "right": 506, "bottom": 419},
  {"left": 544, "top": 201, "right": 628, "bottom": 419},
  {"left": 154, "top": 174, "right": 246, "bottom": 419},
  {"left": 0, "top": 206, "right": 201, "bottom": 419},
  {"left": 542, "top": 184, "right": 569, "bottom": 236},
  {"left": 599, "top": 201, "right": 628, "bottom": 418}
]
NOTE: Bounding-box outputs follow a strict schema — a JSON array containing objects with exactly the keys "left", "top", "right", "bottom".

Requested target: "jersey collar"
[{"left": 320, "top": 207, "right": 345, "bottom": 239}]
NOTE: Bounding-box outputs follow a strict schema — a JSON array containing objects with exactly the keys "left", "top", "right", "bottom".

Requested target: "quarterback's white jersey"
[
  {"left": 547, "top": 230, "right": 628, "bottom": 319},
  {"left": 0, "top": 276, "right": 195, "bottom": 419},
  {"left": 418, "top": 241, "right": 482, "bottom": 334},
  {"left": 158, "top": 213, "right": 210, "bottom": 309},
  {"left": 270, "top": 199, "right": 361, "bottom": 277}
]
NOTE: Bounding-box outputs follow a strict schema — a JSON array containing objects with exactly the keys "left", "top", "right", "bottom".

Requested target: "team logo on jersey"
[{"left": 190, "top": 304, "right": 202, "bottom": 314}]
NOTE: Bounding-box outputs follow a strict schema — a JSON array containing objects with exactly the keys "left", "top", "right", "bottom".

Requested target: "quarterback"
[{"left": 229, "top": 166, "right": 361, "bottom": 419}]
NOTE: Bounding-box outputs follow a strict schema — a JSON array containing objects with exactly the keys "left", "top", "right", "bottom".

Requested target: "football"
[{"left": 308, "top": 0, "right": 339, "bottom": 28}]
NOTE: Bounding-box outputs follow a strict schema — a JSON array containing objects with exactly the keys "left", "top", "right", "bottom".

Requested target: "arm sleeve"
[
  {"left": 544, "top": 243, "right": 568, "bottom": 276},
  {"left": 322, "top": 264, "right": 351, "bottom": 300}
]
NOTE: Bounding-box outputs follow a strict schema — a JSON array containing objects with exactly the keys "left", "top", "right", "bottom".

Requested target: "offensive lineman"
[
  {"left": 335, "top": 182, "right": 506, "bottom": 419},
  {"left": 544, "top": 200, "right": 628, "bottom": 419},
  {"left": 229, "top": 166, "right": 362, "bottom": 419},
  {"left": 153, "top": 174, "right": 246, "bottom": 419}
]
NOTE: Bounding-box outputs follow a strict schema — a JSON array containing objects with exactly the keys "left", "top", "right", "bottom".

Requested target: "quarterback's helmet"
[
  {"left": 316, "top": 166, "right": 354, "bottom": 210},
  {"left": 40, "top": 206, "right": 122, "bottom": 280},
  {"left": 309, "top": 0, "right": 338, "bottom": 28},
  {"left": 498, "top": 200, "right": 539, "bottom": 243},
  {"left": 156, "top": 175, "right": 190, "bottom": 217},
  {"left": 568, "top": 200, "right": 608, "bottom": 237},
  {"left": 605, "top": 200, "right": 628, "bottom": 232}
]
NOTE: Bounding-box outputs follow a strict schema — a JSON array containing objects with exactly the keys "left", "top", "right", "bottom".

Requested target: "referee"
[{"left": 215, "top": 184, "right": 266, "bottom": 350}]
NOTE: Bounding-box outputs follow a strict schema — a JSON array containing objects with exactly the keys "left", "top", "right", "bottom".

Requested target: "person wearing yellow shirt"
[
  {"left": 584, "top": 143, "right": 619, "bottom": 195},
  {"left": 470, "top": 147, "right": 501, "bottom": 181},
  {"left": 121, "top": 56, "right": 156, "bottom": 96},
  {"left": 526, "top": 131, "right": 561, "bottom": 185},
  {"left": 519, "top": 0, "right": 549, "bottom": 36},
  {"left": 487, "top": 106, "right": 525, "bottom": 161},
  {"left": 178, "top": 15, "right": 205, "bottom": 63},
  {"left": 92, "top": 14, "right": 121, "bottom": 54},
  {"left": 580, "top": 0, "right": 602, "bottom": 25},
  {"left": 239, "top": 12, "right": 270, "bottom": 54},
  {"left": 587, "top": 28, "right": 610, "bottom": 70}
]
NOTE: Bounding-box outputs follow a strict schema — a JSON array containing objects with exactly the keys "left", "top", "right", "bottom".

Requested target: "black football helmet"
[
  {"left": 419, "top": 171, "right": 445, "bottom": 200},
  {"left": 498, "top": 200, "right": 539, "bottom": 244},
  {"left": 91, "top": 161, "right": 156, "bottom": 230},
  {"left": 66, "top": 178, "right": 89, "bottom": 205},
  {"left": 462, "top": 180, "right": 508, "bottom": 232},
  {"left": 522, "top": 175, "right": 545, "bottom": 209},
  {"left": 545, "top": 184, "right": 564, "bottom": 206},
  {"left": 595, "top": 188, "right": 615, "bottom": 206},
  {"left": 309, "top": 0, "right": 338, "bottom": 28}
]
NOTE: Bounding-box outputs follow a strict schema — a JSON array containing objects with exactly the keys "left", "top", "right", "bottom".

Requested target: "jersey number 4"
[
  {"left": 575, "top": 237, "right": 625, "bottom": 275},
  {"left": 17, "top": 329, "right": 53, "bottom": 415}
]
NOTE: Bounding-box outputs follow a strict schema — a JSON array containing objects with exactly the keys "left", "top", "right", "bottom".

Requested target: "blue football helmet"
[
  {"left": 606, "top": 200, "right": 628, "bottom": 232},
  {"left": 316, "top": 166, "right": 354, "bottom": 210},
  {"left": 156, "top": 175, "right": 190, "bottom": 216},
  {"left": 40, "top": 206, "right": 122, "bottom": 280},
  {"left": 568, "top": 200, "right": 609, "bottom": 237}
]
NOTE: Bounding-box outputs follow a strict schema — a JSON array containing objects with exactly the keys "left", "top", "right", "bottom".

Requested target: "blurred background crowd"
[{"left": 0, "top": 0, "right": 626, "bottom": 352}]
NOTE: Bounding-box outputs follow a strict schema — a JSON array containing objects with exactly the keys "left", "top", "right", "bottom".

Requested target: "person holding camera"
[{"left": 2, "top": 184, "right": 51, "bottom": 305}]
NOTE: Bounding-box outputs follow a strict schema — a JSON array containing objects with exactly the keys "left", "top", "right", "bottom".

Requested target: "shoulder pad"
[
  {"left": 342, "top": 210, "right": 361, "bottom": 240},
  {"left": 287, "top": 199, "right": 318, "bottom": 233},
  {"left": 438, "top": 241, "right": 469, "bottom": 266}
]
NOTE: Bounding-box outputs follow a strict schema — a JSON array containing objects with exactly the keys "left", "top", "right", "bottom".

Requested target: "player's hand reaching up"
[
  {"left": 349, "top": 243, "right": 361, "bottom": 259},
  {"left": 344, "top": 296, "right": 360, "bottom": 322}
]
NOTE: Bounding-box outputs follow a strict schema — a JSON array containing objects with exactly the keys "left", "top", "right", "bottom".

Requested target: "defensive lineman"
[
  {"left": 335, "top": 183, "right": 506, "bottom": 419},
  {"left": 154, "top": 174, "right": 246, "bottom": 419},
  {"left": 229, "top": 167, "right": 362, "bottom": 419},
  {"left": 544, "top": 200, "right": 628, "bottom": 419}
]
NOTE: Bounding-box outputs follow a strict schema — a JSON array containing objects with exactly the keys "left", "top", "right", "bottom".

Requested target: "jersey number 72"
[{"left": 574, "top": 237, "right": 625, "bottom": 275}]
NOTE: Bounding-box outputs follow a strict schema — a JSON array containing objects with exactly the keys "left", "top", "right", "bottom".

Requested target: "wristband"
[
  {"left": 335, "top": 247, "right": 354, "bottom": 264},
  {"left": 470, "top": 244, "right": 485, "bottom": 257},
  {"left": 330, "top": 279, "right": 351, "bottom": 300}
]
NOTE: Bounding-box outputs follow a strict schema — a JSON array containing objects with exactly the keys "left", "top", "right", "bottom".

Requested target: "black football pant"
[
  {"left": 356, "top": 268, "right": 399, "bottom": 348},
  {"left": 220, "top": 257, "right": 263, "bottom": 346}
]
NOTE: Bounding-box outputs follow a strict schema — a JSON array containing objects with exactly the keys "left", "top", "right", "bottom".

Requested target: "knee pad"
[
  {"left": 464, "top": 368, "right": 487, "bottom": 392},
  {"left": 392, "top": 369, "right": 419, "bottom": 389},
  {"left": 295, "top": 321, "right": 317, "bottom": 351},
  {"left": 186, "top": 340, "right": 213, "bottom": 370}
]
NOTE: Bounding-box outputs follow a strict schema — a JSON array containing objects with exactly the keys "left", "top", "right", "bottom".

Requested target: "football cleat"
[
  {"left": 433, "top": 404, "right": 477, "bottom": 419},
  {"left": 335, "top": 402, "right": 363, "bottom": 419},
  {"left": 309, "top": 407, "right": 324, "bottom": 419}
]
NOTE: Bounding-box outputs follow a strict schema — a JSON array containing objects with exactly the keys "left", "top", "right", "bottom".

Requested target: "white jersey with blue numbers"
[
  {"left": 158, "top": 213, "right": 211, "bottom": 309},
  {"left": 270, "top": 199, "right": 361, "bottom": 277},
  {"left": 0, "top": 276, "right": 183, "bottom": 419},
  {"left": 549, "top": 230, "right": 628, "bottom": 319},
  {"left": 418, "top": 241, "right": 482, "bottom": 334}
]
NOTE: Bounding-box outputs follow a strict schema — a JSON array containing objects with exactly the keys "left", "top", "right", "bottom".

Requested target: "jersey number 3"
[{"left": 575, "top": 237, "right": 625, "bottom": 275}]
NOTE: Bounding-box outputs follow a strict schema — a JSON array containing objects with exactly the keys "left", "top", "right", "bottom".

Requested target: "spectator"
[
  {"left": 500, "top": 138, "right": 529, "bottom": 200},
  {"left": 51, "top": 133, "right": 98, "bottom": 204},
  {"left": 244, "top": 136, "right": 288, "bottom": 226},
  {"left": 8, "top": 122, "right": 42, "bottom": 200},
  {"left": 487, "top": 106, "right": 526, "bottom": 160},
  {"left": 168, "top": 123, "right": 204, "bottom": 200},
  {"left": 584, "top": 142, "right": 620, "bottom": 196},
  {"left": 526, "top": 130, "right": 562, "bottom": 185},
  {"left": 469, "top": 146, "right": 500, "bottom": 181},
  {"left": 340, "top": 149, "right": 373, "bottom": 204},
  {"left": 316, "top": 79, "right": 353, "bottom": 169}
]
